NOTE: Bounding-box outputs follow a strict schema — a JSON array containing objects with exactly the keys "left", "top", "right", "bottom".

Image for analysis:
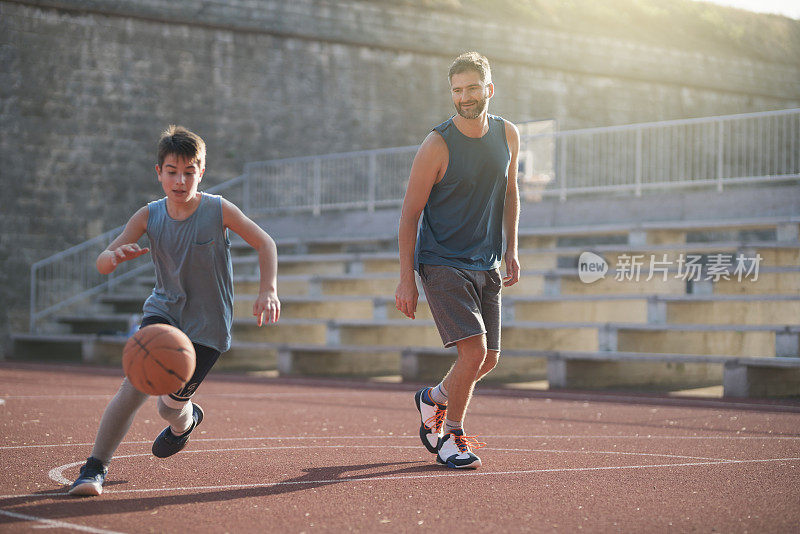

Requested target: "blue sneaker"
[
  {"left": 68, "top": 457, "right": 108, "bottom": 496},
  {"left": 152, "top": 403, "right": 204, "bottom": 458},
  {"left": 414, "top": 387, "right": 446, "bottom": 454},
  {"left": 436, "top": 429, "right": 484, "bottom": 469}
]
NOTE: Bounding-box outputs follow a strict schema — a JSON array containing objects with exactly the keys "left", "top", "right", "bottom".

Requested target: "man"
[{"left": 395, "top": 52, "right": 520, "bottom": 469}]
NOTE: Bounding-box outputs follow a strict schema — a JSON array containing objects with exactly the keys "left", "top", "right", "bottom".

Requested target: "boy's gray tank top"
[
  {"left": 416, "top": 114, "right": 510, "bottom": 271},
  {"left": 142, "top": 193, "right": 233, "bottom": 352}
]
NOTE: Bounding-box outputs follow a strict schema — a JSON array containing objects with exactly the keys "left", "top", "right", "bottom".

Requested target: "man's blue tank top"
[
  {"left": 142, "top": 193, "right": 234, "bottom": 352},
  {"left": 415, "top": 114, "right": 510, "bottom": 271}
]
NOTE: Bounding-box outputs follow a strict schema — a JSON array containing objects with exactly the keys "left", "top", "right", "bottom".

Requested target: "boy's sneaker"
[
  {"left": 414, "top": 387, "right": 446, "bottom": 454},
  {"left": 152, "top": 403, "right": 204, "bottom": 458},
  {"left": 68, "top": 457, "right": 107, "bottom": 496},
  {"left": 436, "top": 429, "right": 485, "bottom": 469}
]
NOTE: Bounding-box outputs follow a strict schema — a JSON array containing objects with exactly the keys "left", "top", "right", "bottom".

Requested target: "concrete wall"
[{"left": 1, "top": 0, "right": 799, "bottom": 350}]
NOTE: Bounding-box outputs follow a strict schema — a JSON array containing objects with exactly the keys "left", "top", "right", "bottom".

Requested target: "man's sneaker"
[
  {"left": 68, "top": 457, "right": 107, "bottom": 496},
  {"left": 414, "top": 387, "right": 446, "bottom": 454},
  {"left": 152, "top": 403, "right": 204, "bottom": 458},
  {"left": 436, "top": 429, "right": 485, "bottom": 469}
]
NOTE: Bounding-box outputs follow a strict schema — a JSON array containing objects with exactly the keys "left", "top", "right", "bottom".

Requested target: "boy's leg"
[
  {"left": 91, "top": 378, "right": 149, "bottom": 464},
  {"left": 151, "top": 342, "right": 219, "bottom": 458},
  {"left": 70, "top": 378, "right": 148, "bottom": 496}
]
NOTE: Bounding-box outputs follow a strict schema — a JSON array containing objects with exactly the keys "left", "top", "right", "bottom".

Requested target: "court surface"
[{"left": 1, "top": 362, "right": 799, "bottom": 533}]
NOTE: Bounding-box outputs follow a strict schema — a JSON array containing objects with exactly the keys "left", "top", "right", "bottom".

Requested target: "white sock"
[
  {"left": 430, "top": 382, "right": 448, "bottom": 405},
  {"left": 444, "top": 418, "right": 462, "bottom": 434}
]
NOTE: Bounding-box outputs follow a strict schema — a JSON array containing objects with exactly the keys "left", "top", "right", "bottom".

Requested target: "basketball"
[{"left": 122, "top": 324, "right": 196, "bottom": 396}]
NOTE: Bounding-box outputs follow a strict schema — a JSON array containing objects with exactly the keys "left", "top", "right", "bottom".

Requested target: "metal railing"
[
  {"left": 532, "top": 108, "right": 800, "bottom": 200},
  {"left": 29, "top": 108, "right": 800, "bottom": 332},
  {"left": 237, "top": 145, "right": 419, "bottom": 217}
]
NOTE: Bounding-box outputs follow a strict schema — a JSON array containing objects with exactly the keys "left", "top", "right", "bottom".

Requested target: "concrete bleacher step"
[
  {"left": 277, "top": 344, "right": 402, "bottom": 377},
  {"left": 231, "top": 318, "right": 329, "bottom": 344},
  {"left": 235, "top": 295, "right": 375, "bottom": 320},
  {"left": 326, "top": 319, "right": 799, "bottom": 357},
  {"left": 228, "top": 239, "right": 799, "bottom": 279},
  {"left": 233, "top": 252, "right": 400, "bottom": 276},
  {"left": 55, "top": 309, "right": 798, "bottom": 360},
  {"left": 9, "top": 333, "right": 278, "bottom": 372},
  {"left": 57, "top": 314, "right": 137, "bottom": 335},
  {"left": 231, "top": 233, "right": 398, "bottom": 256},
  {"left": 274, "top": 342, "right": 800, "bottom": 397},
  {"left": 516, "top": 215, "right": 799, "bottom": 248},
  {"left": 505, "top": 294, "right": 800, "bottom": 325}
]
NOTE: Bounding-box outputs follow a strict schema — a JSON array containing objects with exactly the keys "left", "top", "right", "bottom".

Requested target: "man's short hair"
[
  {"left": 157, "top": 125, "right": 206, "bottom": 169},
  {"left": 448, "top": 52, "right": 492, "bottom": 84}
]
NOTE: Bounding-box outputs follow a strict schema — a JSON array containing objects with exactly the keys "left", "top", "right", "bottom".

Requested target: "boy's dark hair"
[
  {"left": 157, "top": 125, "right": 206, "bottom": 169},
  {"left": 448, "top": 51, "right": 492, "bottom": 84}
]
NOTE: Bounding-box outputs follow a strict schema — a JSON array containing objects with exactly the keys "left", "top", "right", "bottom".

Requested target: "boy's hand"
[
  {"left": 110, "top": 244, "right": 149, "bottom": 267},
  {"left": 254, "top": 291, "right": 280, "bottom": 326}
]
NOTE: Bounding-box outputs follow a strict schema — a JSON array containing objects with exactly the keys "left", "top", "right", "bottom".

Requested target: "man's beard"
[{"left": 455, "top": 96, "right": 488, "bottom": 119}]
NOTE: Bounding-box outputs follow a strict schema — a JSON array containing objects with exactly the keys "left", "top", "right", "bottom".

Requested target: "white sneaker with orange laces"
[
  {"left": 436, "top": 429, "right": 485, "bottom": 469},
  {"left": 414, "top": 387, "right": 446, "bottom": 454}
]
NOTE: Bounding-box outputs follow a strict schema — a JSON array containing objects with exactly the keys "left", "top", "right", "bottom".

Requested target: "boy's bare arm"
[
  {"left": 395, "top": 132, "right": 446, "bottom": 319},
  {"left": 96, "top": 206, "right": 149, "bottom": 275},
  {"left": 222, "top": 199, "right": 280, "bottom": 326},
  {"left": 503, "top": 120, "right": 521, "bottom": 287}
]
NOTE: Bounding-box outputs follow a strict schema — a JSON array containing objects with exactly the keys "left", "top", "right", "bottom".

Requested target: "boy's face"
[
  {"left": 450, "top": 69, "right": 493, "bottom": 120},
  {"left": 156, "top": 154, "right": 204, "bottom": 203}
]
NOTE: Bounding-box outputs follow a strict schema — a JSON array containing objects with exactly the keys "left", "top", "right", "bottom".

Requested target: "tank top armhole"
[
  {"left": 213, "top": 194, "right": 225, "bottom": 234},
  {"left": 496, "top": 116, "right": 510, "bottom": 156},
  {"left": 146, "top": 198, "right": 163, "bottom": 235},
  {"left": 428, "top": 128, "right": 450, "bottom": 186}
]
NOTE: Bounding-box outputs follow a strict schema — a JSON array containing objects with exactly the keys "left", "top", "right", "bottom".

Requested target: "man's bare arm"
[
  {"left": 395, "top": 132, "right": 447, "bottom": 319},
  {"left": 503, "top": 120, "right": 521, "bottom": 287}
]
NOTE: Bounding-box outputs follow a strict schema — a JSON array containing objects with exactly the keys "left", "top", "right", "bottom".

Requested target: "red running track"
[{"left": 1, "top": 362, "right": 800, "bottom": 533}]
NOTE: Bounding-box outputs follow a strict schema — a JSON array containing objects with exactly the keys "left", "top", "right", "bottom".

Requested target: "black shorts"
[{"left": 140, "top": 315, "right": 221, "bottom": 402}]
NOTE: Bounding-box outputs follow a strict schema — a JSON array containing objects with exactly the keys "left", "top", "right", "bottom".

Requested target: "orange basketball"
[{"left": 122, "top": 324, "right": 196, "bottom": 396}]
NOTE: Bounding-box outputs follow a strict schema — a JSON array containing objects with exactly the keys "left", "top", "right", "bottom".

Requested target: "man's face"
[
  {"left": 450, "top": 70, "right": 493, "bottom": 120},
  {"left": 156, "top": 154, "right": 204, "bottom": 203}
]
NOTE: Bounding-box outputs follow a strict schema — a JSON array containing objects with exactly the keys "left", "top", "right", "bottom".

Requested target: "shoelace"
[
  {"left": 453, "top": 433, "right": 486, "bottom": 453},
  {"left": 424, "top": 404, "right": 447, "bottom": 433}
]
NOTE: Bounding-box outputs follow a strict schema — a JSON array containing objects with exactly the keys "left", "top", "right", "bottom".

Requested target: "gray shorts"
[{"left": 418, "top": 263, "right": 502, "bottom": 351}]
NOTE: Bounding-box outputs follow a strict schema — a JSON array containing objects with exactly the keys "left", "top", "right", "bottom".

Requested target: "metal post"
[
  {"left": 558, "top": 134, "right": 567, "bottom": 202},
  {"left": 716, "top": 120, "right": 724, "bottom": 192},
  {"left": 29, "top": 264, "right": 37, "bottom": 333},
  {"left": 367, "top": 153, "right": 377, "bottom": 212},
  {"left": 635, "top": 129, "right": 642, "bottom": 197},
  {"left": 313, "top": 159, "right": 322, "bottom": 216}
]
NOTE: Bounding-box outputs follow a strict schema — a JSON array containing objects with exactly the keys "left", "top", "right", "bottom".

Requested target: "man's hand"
[
  {"left": 254, "top": 291, "right": 280, "bottom": 326},
  {"left": 502, "top": 250, "right": 520, "bottom": 287},
  {"left": 395, "top": 274, "right": 419, "bottom": 319},
  {"left": 109, "top": 244, "right": 149, "bottom": 268}
]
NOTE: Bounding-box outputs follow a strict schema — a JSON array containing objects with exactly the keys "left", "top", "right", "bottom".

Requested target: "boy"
[{"left": 69, "top": 125, "right": 280, "bottom": 496}]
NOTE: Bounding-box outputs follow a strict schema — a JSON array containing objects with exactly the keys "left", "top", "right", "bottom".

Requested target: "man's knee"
[
  {"left": 456, "top": 336, "right": 488, "bottom": 372},
  {"left": 482, "top": 350, "right": 499, "bottom": 372}
]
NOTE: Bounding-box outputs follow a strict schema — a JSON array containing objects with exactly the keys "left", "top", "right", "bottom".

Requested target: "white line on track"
[
  {"left": 4, "top": 433, "right": 800, "bottom": 451},
  {"left": 0, "top": 509, "right": 123, "bottom": 534},
  {"left": 46, "top": 444, "right": 728, "bottom": 486},
  {"left": 3, "top": 390, "right": 798, "bottom": 412},
  {"left": 2, "top": 456, "right": 797, "bottom": 502}
]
